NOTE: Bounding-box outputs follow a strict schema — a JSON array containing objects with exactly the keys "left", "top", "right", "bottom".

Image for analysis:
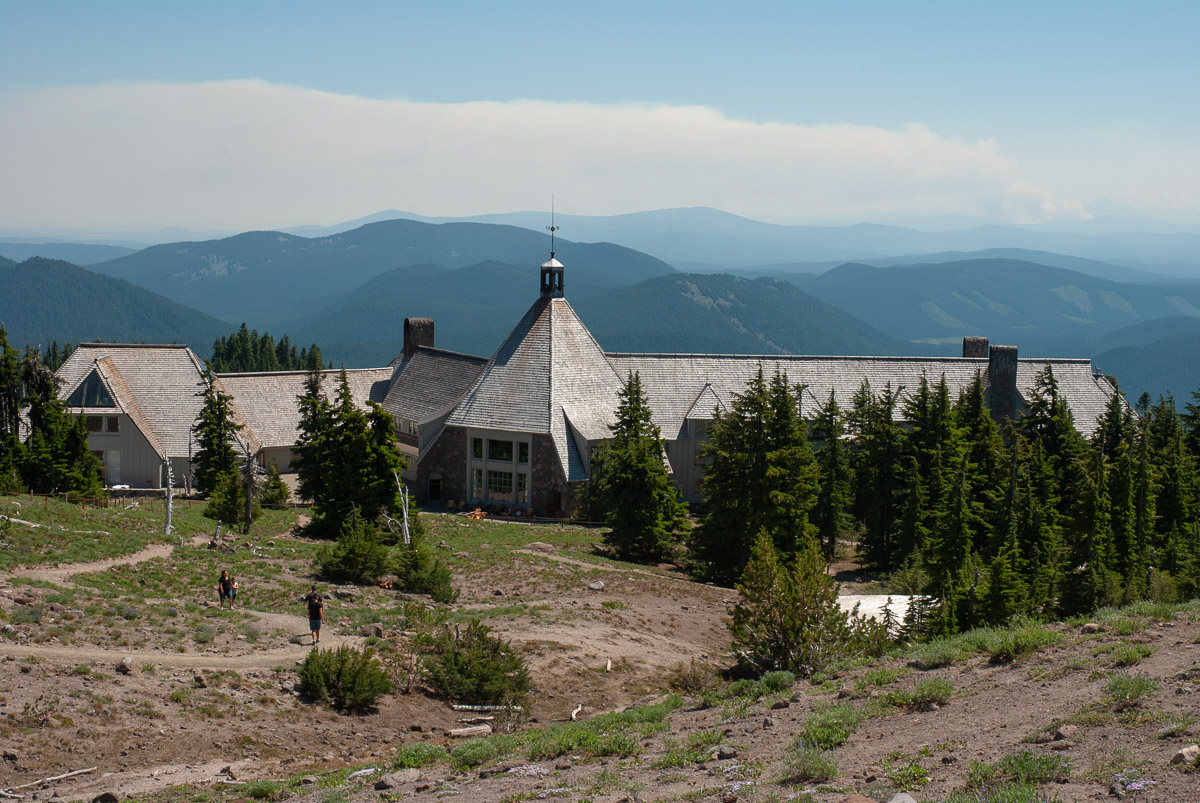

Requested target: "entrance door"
[
  {"left": 428, "top": 478, "right": 443, "bottom": 501},
  {"left": 104, "top": 451, "right": 121, "bottom": 485}
]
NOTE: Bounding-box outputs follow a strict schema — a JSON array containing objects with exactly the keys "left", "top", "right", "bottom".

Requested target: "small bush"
[
  {"left": 667, "top": 658, "right": 719, "bottom": 694},
  {"left": 1156, "top": 714, "right": 1196, "bottom": 739},
  {"left": 1109, "top": 642, "right": 1155, "bottom": 667},
  {"left": 988, "top": 621, "right": 1061, "bottom": 663},
  {"left": 996, "top": 750, "right": 1072, "bottom": 784},
  {"left": 781, "top": 745, "right": 838, "bottom": 782},
  {"left": 243, "top": 781, "right": 287, "bottom": 801},
  {"left": 909, "top": 677, "right": 954, "bottom": 707},
  {"left": 760, "top": 669, "right": 796, "bottom": 692},
  {"left": 1104, "top": 673, "right": 1158, "bottom": 711},
  {"left": 797, "top": 702, "right": 865, "bottom": 749},
  {"left": 260, "top": 461, "right": 291, "bottom": 507},
  {"left": 943, "top": 783, "right": 1062, "bottom": 803},
  {"left": 449, "top": 734, "right": 519, "bottom": 770},
  {"left": 391, "top": 741, "right": 447, "bottom": 769},
  {"left": 395, "top": 542, "right": 456, "bottom": 603},
  {"left": 317, "top": 508, "right": 390, "bottom": 584},
  {"left": 298, "top": 644, "right": 392, "bottom": 712},
  {"left": 421, "top": 620, "right": 530, "bottom": 705}
]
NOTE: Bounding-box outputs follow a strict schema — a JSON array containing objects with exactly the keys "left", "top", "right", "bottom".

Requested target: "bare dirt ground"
[{"left": 0, "top": 513, "right": 1197, "bottom": 803}]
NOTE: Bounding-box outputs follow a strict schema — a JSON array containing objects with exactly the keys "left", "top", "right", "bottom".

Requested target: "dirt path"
[
  {"left": 4, "top": 534, "right": 212, "bottom": 586},
  {"left": 1, "top": 608, "right": 365, "bottom": 667}
]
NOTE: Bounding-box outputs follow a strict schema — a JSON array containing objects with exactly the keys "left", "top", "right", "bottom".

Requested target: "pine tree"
[
  {"left": 690, "top": 368, "right": 817, "bottom": 584},
  {"left": 729, "top": 532, "right": 853, "bottom": 675},
  {"left": 296, "top": 367, "right": 407, "bottom": 538},
  {"left": 17, "top": 350, "right": 102, "bottom": 496},
  {"left": 851, "top": 382, "right": 905, "bottom": 570},
  {"left": 811, "top": 392, "right": 853, "bottom": 563},
  {"left": 600, "top": 372, "right": 689, "bottom": 563},
  {"left": 191, "top": 369, "right": 242, "bottom": 496}
]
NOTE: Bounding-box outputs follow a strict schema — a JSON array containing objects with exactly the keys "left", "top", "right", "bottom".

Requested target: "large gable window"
[
  {"left": 67, "top": 371, "right": 115, "bottom": 408},
  {"left": 467, "top": 431, "right": 532, "bottom": 505}
]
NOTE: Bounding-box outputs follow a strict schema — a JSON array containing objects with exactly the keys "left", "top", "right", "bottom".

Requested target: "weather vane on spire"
[{"left": 546, "top": 196, "right": 559, "bottom": 258}]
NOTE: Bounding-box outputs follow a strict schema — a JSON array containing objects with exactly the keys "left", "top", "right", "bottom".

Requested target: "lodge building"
[{"left": 56, "top": 251, "right": 1121, "bottom": 513}]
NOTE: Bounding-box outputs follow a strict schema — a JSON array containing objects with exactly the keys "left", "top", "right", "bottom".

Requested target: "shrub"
[
  {"left": 1109, "top": 642, "right": 1155, "bottom": 667},
  {"left": 205, "top": 470, "right": 260, "bottom": 530},
  {"left": 395, "top": 542, "right": 456, "bottom": 603},
  {"left": 298, "top": 644, "right": 393, "bottom": 712},
  {"left": 316, "top": 508, "right": 390, "bottom": 584},
  {"left": 781, "top": 745, "right": 838, "bottom": 782},
  {"left": 988, "top": 620, "right": 1061, "bottom": 663},
  {"left": 996, "top": 750, "right": 1072, "bottom": 784},
  {"left": 760, "top": 669, "right": 796, "bottom": 693},
  {"left": 449, "top": 734, "right": 519, "bottom": 770},
  {"left": 391, "top": 741, "right": 447, "bottom": 769},
  {"left": 797, "top": 702, "right": 865, "bottom": 749},
  {"left": 421, "top": 620, "right": 530, "bottom": 705},
  {"left": 730, "top": 534, "right": 857, "bottom": 676},
  {"left": 909, "top": 677, "right": 954, "bottom": 707},
  {"left": 667, "top": 658, "right": 719, "bottom": 694},
  {"left": 1104, "top": 673, "right": 1158, "bottom": 711}
]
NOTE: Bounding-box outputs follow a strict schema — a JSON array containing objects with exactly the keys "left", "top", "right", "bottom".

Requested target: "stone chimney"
[
  {"left": 986, "top": 345, "right": 1019, "bottom": 423},
  {"left": 962, "top": 336, "right": 989, "bottom": 358},
  {"left": 403, "top": 318, "right": 434, "bottom": 359}
]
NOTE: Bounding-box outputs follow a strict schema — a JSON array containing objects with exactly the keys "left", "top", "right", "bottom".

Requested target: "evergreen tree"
[
  {"left": 1061, "top": 444, "right": 1119, "bottom": 615},
  {"left": 729, "top": 531, "right": 853, "bottom": 676},
  {"left": 17, "top": 350, "right": 102, "bottom": 496},
  {"left": 690, "top": 368, "right": 817, "bottom": 584},
  {"left": 0, "top": 325, "right": 23, "bottom": 491},
  {"left": 600, "top": 372, "right": 689, "bottom": 562},
  {"left": 810, "top": 392, "right": 854, "bottom": 563},
  {"left": 296, "top": 367, "right": 407, "bottom": 538},
  {"left": 191, "top": 369, "right": 242, "bottom": 496},
  {"left": 850, "top": 381, "right": 905, "bottom": 570}
]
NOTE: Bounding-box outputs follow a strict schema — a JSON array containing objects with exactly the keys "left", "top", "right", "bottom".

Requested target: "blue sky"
[{"left": 2, "top": 1, "right": 1197, "bottom": 231}]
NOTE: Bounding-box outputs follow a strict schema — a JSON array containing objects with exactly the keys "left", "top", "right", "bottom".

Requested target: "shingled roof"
[
  {"left": 57, "top": 344, "right": 210, "bottom": 459},
  {"left": 381, "top": 347, "right": 488, "bottom": 424},
  {"left": 446, "top": 296, "right": 624, "bottom": 480},
  {"left": 218, "top": 368, "right": 392, "bottom": 450},
  {"left": 606, "top": 353, "right": 1115, "bottom": 438}
]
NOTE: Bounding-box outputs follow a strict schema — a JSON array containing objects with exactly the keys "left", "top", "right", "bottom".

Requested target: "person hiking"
[
  {"left": 304, "top": 585, "right": 324, "bottom": 645},
  {"left": 217, "top": 570, "right": 234, "bottom": 609},
  {"left": 230, "top": 576, "right": 240, "bottom": 608}
]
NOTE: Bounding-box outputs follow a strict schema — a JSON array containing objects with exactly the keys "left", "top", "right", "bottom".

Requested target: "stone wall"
[
  {"left": 531, "top": 433, "right": 569, "bottom": 517},
  {"left": 417, "top": 426, "right": 467, "bottom": 506}
]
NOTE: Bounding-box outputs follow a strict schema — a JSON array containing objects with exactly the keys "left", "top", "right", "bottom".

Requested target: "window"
[
  {"left": 472, "top": 438, "right": 483, "bottom": 459},
  {"left": 106, "top": 416, "right": 120, "bottom": 433},
  {"left": 488, "top": 439, "right": 513, "bottom": 462},
  {"left": 518, "top": 442, "right": 529, "bottom": 464},
  {"left": 85, "top": 416, "right": 103, "bottom": 432},
  {"left": 487, "top": 469, "right": 513, "bottom": 498},
  {"left": 471, "top": 468, "right": 484, "bottom": 498},
  {"left": 516, "top": 472, "right": 528, "bottom": 504},
  {"left": 66, "top": 372, "right": 115, "bottom": 408}
]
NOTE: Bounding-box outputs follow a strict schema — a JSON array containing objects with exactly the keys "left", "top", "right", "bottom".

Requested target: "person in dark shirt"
[
  {"left": 217, "top": 570, "right": 233, "bottom": 609},
  {"left": 304, "top": 585, "right": 324, "bottom": 645}
]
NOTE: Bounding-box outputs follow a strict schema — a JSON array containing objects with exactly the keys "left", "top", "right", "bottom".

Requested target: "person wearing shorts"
[
  {"left": 305, "top": 585, "right": 324, "bottom": 645},
  {"left": 229, "top": 576, "right": 239, "bottom": 608}
]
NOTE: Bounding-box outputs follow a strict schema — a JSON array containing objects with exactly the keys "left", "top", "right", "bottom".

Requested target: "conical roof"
[{"left": 446, "top": 296, "right": 622, "bottom": 480}]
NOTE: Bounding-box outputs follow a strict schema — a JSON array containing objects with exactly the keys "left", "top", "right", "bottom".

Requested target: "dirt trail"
[{"left": 4, "top": 534, "right": 212, "bottom": 586}]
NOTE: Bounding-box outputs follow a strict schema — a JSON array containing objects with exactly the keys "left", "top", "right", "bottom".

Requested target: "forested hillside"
[
  {"left": 801, "top": 258, "right": 1200, "bottom": 354},
  {"left": 90, "top": 220, "right": 678, "bottom": 328},
  {"left": 0, "top": 257, "right": 230, "bottom": 351},
  {"left": 575, "top": 273, "right": 913, "bottom": 355}
]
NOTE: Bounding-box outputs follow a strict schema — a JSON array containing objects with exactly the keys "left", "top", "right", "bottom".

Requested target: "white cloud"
[{"left": 0, "top": 79, "right": 1091, "bottom": 230}]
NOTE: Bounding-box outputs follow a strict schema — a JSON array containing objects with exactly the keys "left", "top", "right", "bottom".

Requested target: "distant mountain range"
[
  {"left": 88, "top": 220, "right": 677, "bottom": 329},
  {"left": 0, "top": 241, "right": 138, "bottom": 266},
  {"left": 0, "top": 257, "right": 230, "bottom": 352},
  {"left": 280, "top": 207, "right": 1200, "bottom": 280},
  {"left": 3, "top": 213, "right": 1198, "bottom": 404}
]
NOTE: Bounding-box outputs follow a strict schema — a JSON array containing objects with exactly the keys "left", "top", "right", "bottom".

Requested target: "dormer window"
[{"left": 67, "top": 371, "right": 115, "bottom": 408}]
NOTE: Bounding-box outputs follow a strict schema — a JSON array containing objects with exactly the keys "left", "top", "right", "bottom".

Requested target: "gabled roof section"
[
  {"left": 63, "top": 358, "right": 166, "bottom": 460},
  {"left": 217, "top": 367, "right": 392, "bottom": 451},
  {"left": 447, "top": 297, "right": 623, "bottom": 477},
  {"left": 381, "top": 346, "right": 488, "bottom": 423},
  {"left": 57, "top": 344, "right": 209, "bottom": 459},
  {"left": 606, "top": 353, "right": 1116, "bottom": 438}
]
